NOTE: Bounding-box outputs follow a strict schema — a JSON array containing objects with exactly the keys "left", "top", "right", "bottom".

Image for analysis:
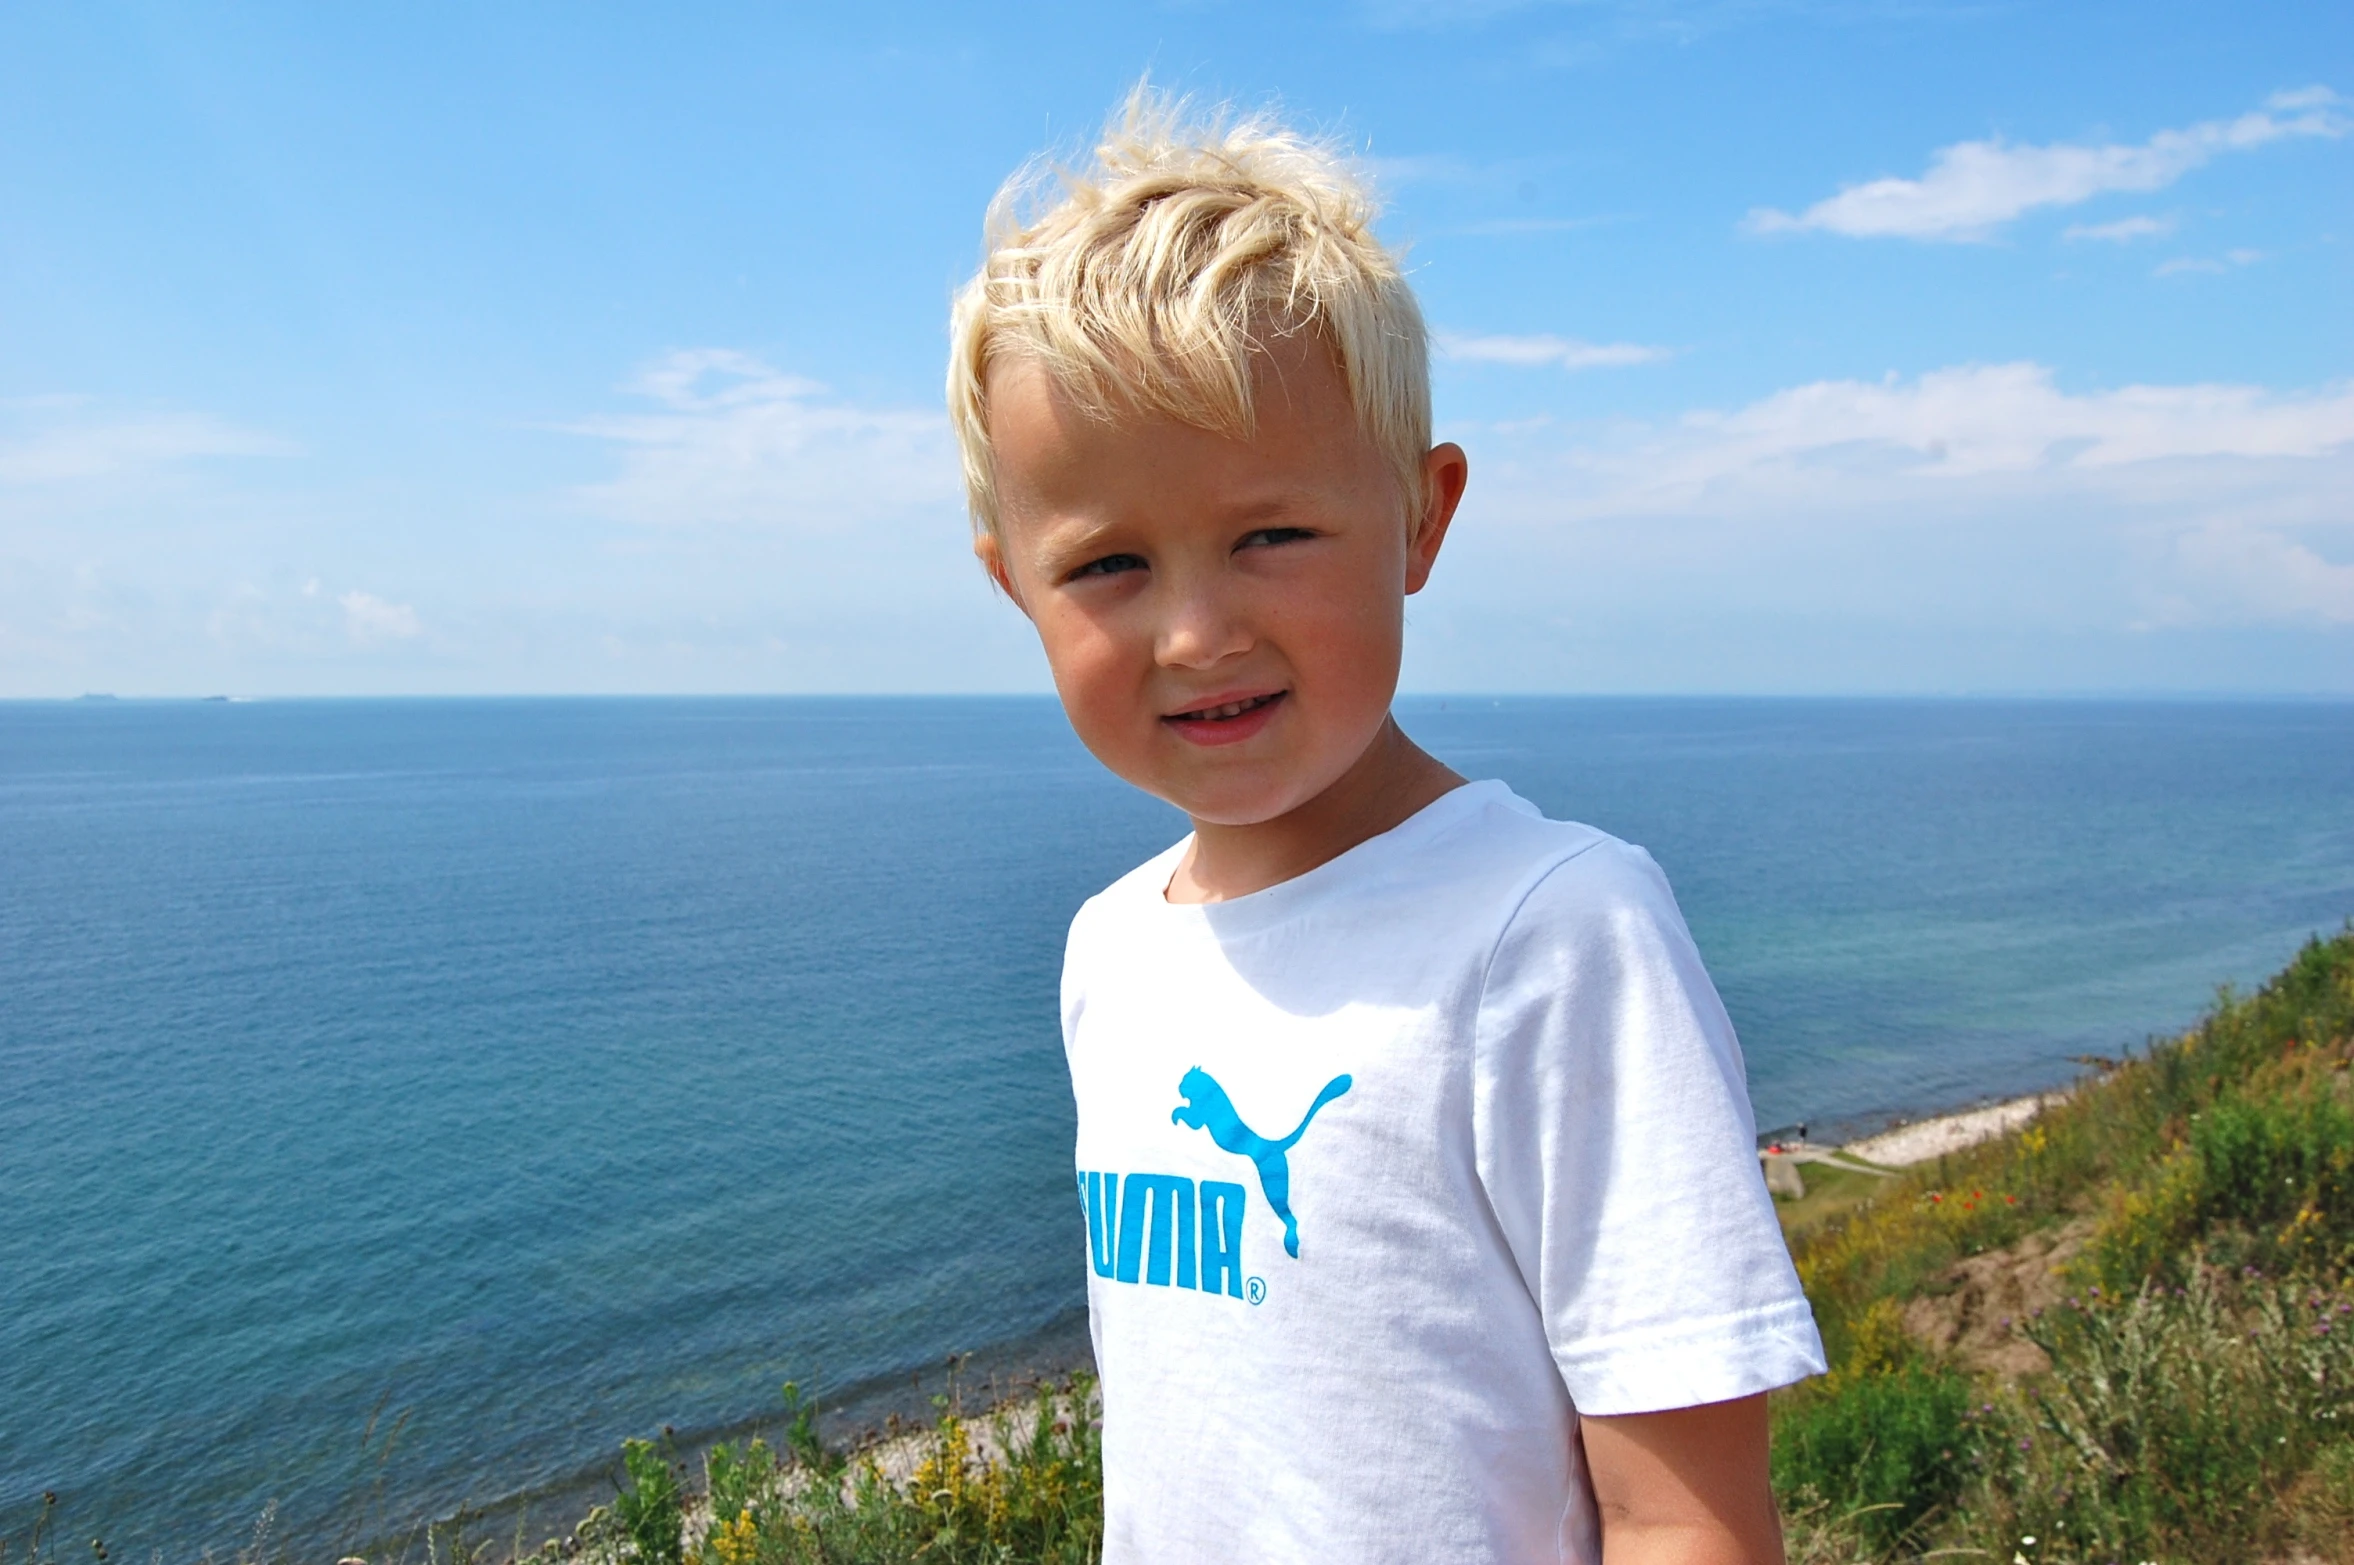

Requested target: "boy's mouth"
[
  {"left": 1168, "top": 691, "right": 1283, "bottom": 723},
  {"left": 1163, "top": 689, "right": 1287, "bottom": 746}
]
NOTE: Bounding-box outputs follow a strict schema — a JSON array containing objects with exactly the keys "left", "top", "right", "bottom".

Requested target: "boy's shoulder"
[{"left": 1070, "top": 779, "right": 1676, "bottom": 951}]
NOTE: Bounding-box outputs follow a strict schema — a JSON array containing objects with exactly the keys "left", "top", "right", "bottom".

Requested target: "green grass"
[
  {"left": 626, "top": 1379, "right": 1105, "bottom": 1565},
  {"left": 1777, "top": 1160, "right": 1899, "bottom": 1246}
]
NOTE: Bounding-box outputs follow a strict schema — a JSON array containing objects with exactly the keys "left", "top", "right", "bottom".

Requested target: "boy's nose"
[{"left": 1153, "top": 582, "right": 1252, "bottom": 670}]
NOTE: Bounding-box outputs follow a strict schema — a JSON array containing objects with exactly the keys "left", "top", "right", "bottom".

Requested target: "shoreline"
[
  {"left": 1761, "top": 1082, "right": 2084, "bottom": 1177},
  {"left": 437, "top": 1311, "right": 1099, "bottom": 1556},
  {"left": 1839, "top": 1090, "right": 2071, "bottom": 1167},
  {"left": 440, "top": 1081, "right": 2080, "bottom": 1554}
]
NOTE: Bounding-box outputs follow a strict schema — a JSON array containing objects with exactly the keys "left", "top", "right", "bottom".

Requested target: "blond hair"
[{"left": 946, "top": 85, "right": 1430, "bottom": 541}]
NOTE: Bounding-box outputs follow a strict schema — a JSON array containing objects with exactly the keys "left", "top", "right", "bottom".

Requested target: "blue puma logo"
[{"left": 1172, "top": 1067, "right": 1352, "bottom": 1259}]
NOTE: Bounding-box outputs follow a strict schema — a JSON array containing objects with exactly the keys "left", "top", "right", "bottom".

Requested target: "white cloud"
[
  {"left": 1451, "top": 362, "right": 2354, "bottom": 633},
  {"left": 1746, "top": 88, "right": 2345, "bottom": 241},
  {"left": 339, "top": 590, "right": 422, "bottom": 644},
  {"left": 1439, "top": 331, "right": 1671, "bottom": 369},
  {"left": 1641, "top": 362, "right": 2350, "bottom": 488},
  {"left": 0, "top": 408, "right": 291, "bottom": 484},
  {"left": 2155, "top": 247, "right": 2266, "bottom": 277},
  {"left": 566, "top": 349, "right": 960, "bottom": 529},
  {"left": 2062, "top": 214, "right": 2174, "bottom": 243},
  {"left": 2170, "top": 524, "right": 2354, "bottom": 625}
]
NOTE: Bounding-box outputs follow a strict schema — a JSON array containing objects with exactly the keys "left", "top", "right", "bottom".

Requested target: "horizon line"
[{"left": 11, "top": 689, "right": 2354, "bottom": 705}]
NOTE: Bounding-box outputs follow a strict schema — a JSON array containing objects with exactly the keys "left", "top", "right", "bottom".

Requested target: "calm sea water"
[{"left": 5, "top": 696, "right": 2350, "bottom": 1553}]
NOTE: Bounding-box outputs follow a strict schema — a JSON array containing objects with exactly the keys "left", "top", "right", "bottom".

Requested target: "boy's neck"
[{"left": 1165, "top": 718, "right": 1468, "bottom": 904}]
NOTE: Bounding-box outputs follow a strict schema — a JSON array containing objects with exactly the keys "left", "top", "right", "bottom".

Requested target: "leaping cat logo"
[{"left": 1172, "top": 1067, "right": 1353, "bottom": 1258}]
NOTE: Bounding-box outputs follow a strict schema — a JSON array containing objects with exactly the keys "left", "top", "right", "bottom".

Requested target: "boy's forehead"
[
  {"left": 985, "top": 337, "right": 1369, "bottom": 500},
  {"left": 985, "top": 330, "right": 1349, "bottom": 424}
]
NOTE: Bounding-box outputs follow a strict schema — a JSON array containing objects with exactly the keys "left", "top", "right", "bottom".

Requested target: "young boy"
[{"left": 946, "top": 91, "right": 1826, "bottom": 1563}]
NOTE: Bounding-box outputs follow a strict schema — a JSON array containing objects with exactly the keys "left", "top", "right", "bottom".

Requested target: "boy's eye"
[
  {"left": 1067, "top": 552, "right": 1147, "bottom": 581},
  {"left": 1239, "top": 526, "right": 1316, "bottom": 550}
]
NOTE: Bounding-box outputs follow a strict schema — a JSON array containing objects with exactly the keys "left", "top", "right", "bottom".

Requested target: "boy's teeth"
[{"left": 1186, "top": 695, "right": 1268, "bottom": 720}]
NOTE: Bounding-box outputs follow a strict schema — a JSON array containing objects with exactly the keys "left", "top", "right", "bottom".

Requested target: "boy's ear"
[
  {"left": 1405, "top": 442, "right": 1469, "bottom": 596},
  {"left": 974, "top": 531, "right": 1032, "bottom": 616}
]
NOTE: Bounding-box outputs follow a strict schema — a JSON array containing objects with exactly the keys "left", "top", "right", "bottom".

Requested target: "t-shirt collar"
[{"left": 1147, "top": 777, "right": 1521, "bottom": 934}]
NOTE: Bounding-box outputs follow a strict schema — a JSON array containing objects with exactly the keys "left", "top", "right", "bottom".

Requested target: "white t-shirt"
[{"left": 1061, "top": 780, "right": 1825, "bottom": 1564}]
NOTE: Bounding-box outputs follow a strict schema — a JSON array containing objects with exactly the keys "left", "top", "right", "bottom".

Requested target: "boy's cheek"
[
  {"left": 1033, "top": 605, "right": 1130, "bottom": 689},
  {"left": 1037, "top": 634, "right": 1151, "bottom": 748}
]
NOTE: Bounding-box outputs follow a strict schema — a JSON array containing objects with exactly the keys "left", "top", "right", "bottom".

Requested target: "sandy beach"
[{"left": 1840, "top": 1090, "right": 2069, "bottom": 1167}]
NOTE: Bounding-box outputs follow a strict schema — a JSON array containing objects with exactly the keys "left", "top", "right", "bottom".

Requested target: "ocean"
[{"left": 4, "top": 695, "right": 2349, "bottom": 1553}]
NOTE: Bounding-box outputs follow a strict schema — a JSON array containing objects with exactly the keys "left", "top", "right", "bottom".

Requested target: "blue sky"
[{"left": 2, "top": 1, "right": 2347, "bottom": 696}]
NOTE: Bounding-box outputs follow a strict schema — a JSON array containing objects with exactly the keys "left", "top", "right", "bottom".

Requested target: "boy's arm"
[{"left": 1581, "top": 1394, "right": 1785, "bottom": 1565}]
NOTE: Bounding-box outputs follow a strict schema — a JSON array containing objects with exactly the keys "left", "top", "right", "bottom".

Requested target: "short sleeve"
[{"left": 1471, "top": 841, "right": 1826, "bottom": 1417}]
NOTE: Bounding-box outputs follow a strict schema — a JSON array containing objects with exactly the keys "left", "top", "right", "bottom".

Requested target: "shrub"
[
  {"left": 1951, "top": 1267, "right": 2354, "bottom": 1561},
  {"left": 2290, "top": 1438, "right": 2354, "bottom": 1557},
  {"left": 739, "top": 1375, "right": 1102, "bottom": 1565},
  {"left": 777, "top": 1383, "right": 838, "bottom": 1478},
  {"left": 1771, "top": 1360, "right": 1979, "bottom": 1549},
  {"left": 702, "top": 1438, "right": 776, "bottom": 1532},
  {"left": 613, "top": 1438, "right": 683, "bottom": 1565},
  {"left": 2091, "top": 1072, "right": 2354, "bottom": 1288},
  {"left": 2086, "top": 1143, "right": 2201, "bottom": 1291},
  {"left": 2193, "top": 1087, "right": 2354, "bottom": 1251}
]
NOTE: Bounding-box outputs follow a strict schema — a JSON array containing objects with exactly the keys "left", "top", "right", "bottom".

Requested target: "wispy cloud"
[
  {"left": 338, "top": 590, "right": 422, "bottom": 644},
  {"left": 1535, "top": 361, "right": 2354, "bottom": 495},
  {"left": 1439, "top": 331, "right": 1672, "bottom": 369},
  {"left": 1457, "top": 362, "right": 2354, "bottom": 629},
  {"left": 2169, "top": 524, "right": 2354, "bottom": 626},
  {"left": 1359, "top": 152, "right": 1484, "bottom": 187},
  {"left": 1746, "top": 88, "right": 2345, "bottom": 242},
  {"left": 2155, "top": 247, "right": 2267, "bottom": 277},
  {"left": 2062, "top": 214, "right": 2174, "bottom": 243},
  {"left": 564, "top": 349, "right": 960, "bottom": 529},
  {"left": 0, "top": 404, "right": 291, "bottom": 484}
]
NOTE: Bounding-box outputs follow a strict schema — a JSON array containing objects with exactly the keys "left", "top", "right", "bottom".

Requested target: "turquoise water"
[{"left": 5, "top": 696, "right": 2350, "bottom": 1553}]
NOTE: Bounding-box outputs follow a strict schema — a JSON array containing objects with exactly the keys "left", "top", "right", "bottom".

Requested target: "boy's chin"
[
  {"left": 1156, "top": 773, "right": 1332, "bottom": 831},
  {"left": 1136, "top": 730, "right": 1395, "bottom": 830},
  {"left": 1176, "top": 800, "right": 1293, "bottom": 830}
]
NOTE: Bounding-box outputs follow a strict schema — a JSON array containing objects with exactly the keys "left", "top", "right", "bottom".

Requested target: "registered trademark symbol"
[{"left": 1245, "top": 1276, "right": 1266, "bottom": 1305}]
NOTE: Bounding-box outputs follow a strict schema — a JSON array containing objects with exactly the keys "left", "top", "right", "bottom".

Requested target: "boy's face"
[{"left": 978, "top": 337, "right": 1461, "bottom": 828}]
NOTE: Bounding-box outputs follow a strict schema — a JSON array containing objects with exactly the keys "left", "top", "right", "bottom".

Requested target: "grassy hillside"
[{"left": 1777, "top": 927, "right": 2354, "bottom": 1561}]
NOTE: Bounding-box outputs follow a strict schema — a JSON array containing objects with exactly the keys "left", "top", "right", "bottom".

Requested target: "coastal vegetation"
[
  {"left": 536, "top": 1376, "right": 1106, "bottom": 1565},
  {"left": 11, "top": 931, "right": 2350, "bottom": 1564},
  {"left": 1777, "top": 925, "right": 2354, "bottom": 1561}
]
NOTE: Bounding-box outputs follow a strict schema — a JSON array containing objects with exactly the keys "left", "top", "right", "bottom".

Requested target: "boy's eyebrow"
[
  {"left": 1022, "top": 517, "right": 1128, "bottom": 575},
  {"left": 1223, "top": 496, "right": 1298, "bottom": 526},
  {"left": 1022, "top": 491, "right": 1312, "bottom": 574}
]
